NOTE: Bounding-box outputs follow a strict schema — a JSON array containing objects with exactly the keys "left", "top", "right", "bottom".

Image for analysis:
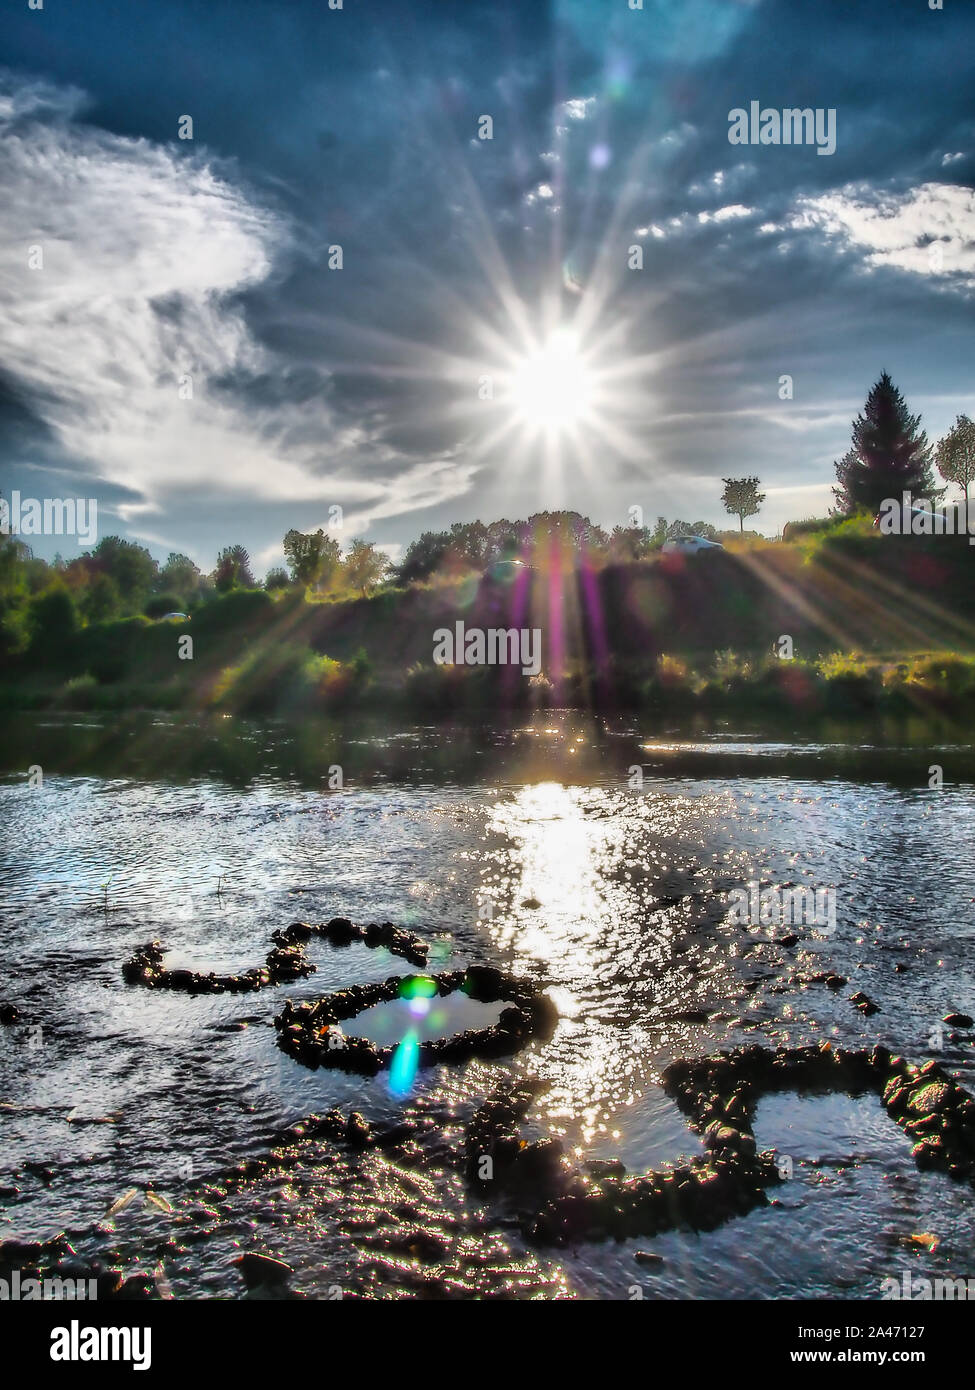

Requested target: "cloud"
[
  {"left": 0, "top": 73, "right": 86, "bottom": 123},
  {"left": 561, "top": 96, "right": 596, "bottom": 122},
  {"left": 698, "top": 203, "right": 754, "bottom": 224},
  {"left": 688, "top": 163, "right": 756, "bottom": 200},
  {"left": 0, "top": 71, "right": 480, "bottom": 551},
  {"left": 0, "top": 73, "right": 305, "bottom": 509},
  {"left": 790, "top": 182, "right": 975, "bottom": 288},
  {"left": 657, "top": 123, "right": 697, "bottom": 152},
  {"left": 636, "top": 203, "right": 754, "bottom": 238}
]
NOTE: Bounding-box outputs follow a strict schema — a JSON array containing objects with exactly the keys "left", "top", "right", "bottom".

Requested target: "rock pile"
[
  {"left": 274, "top": 965, "right": 558, "bottom": 1074},
  {"left": 529, "top": 1150, "right": 781, "bottom": 1246},
  {"left": 121, "top": 917, "right": 429, "bottom": 994},
  {"left": 465, "top": 1082, "right": 568, "bottom": 1191},
  {"left": 662, "top": 1042, "right": 975, "bottom": 1184},
  {"left": 528, "top": 1041, "right": 975, "bottom": 1246}
]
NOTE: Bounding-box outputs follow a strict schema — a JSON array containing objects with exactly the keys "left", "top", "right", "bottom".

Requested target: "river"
[{"left": 1, "top": 709, "right": 973, "bottom": 1299}]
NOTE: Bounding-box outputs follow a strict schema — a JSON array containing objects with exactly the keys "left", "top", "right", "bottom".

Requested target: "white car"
[
  {"left": 661, "top": 534, "right": 724, "bottom": 554},
  {"left": 483, "top": 559, "right": 532, "bottom": 583}
]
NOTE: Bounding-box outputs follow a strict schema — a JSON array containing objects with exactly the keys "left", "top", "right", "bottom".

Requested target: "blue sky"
[{"left": 1, "top": 0, "right": 973, "bottom": 570}]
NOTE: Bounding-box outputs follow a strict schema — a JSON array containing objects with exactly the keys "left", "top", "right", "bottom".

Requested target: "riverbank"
[
  {"left": 3, "top": 646, "right": 975, "bottom": 723},
  {"left": 6, "top": 536, "right": 975, "bottom": 719}
]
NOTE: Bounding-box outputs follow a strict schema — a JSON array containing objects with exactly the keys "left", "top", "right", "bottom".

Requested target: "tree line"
[
  {"left": 0, "top": 528, "right": 393, "bottom": 657},
  {"left": 2, "top": 371, "right": 971, "bottom": 657},
  {"left": 394, "top": 512, "right": 730, "bottom": 582},
  {"left": 0, "top": 507, "right": 736, "bottom": 655}
]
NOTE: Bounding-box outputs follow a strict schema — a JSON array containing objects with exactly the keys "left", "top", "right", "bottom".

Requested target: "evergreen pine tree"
[{"left": 833, "top": 372, "right": 939, "bottom": 514}]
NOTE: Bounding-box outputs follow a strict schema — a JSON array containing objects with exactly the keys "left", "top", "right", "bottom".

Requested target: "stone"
[
  {"left": 346, "top": 1112, "right": 371, "bottom": 1148},
  {"left": 325, "top": 917, "right": 357, "bottom": 944},
  {"left": 585, "top": 1159, "right": 626, "bottom": 1180},
  {"left": 233, "top": 1253, "right": 293, "bottom": 1289},
  {"left": 463, "top": 965, "right": 506, "bottom": 1000},
  {"left": 907, "top": 1082, "right": 952, "bottom": 1117}
]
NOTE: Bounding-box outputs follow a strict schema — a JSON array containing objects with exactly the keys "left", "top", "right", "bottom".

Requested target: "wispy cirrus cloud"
[
  {"left": 0, "top": 72, "right": 288, "bottom": 509},
  {"left": 0, "top": 70, "right": 479, "bottom": 553}
]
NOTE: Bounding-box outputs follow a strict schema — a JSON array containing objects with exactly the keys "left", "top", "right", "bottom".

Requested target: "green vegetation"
[
  {"left": 2, "top": 370, "right": 973, "bottom": 721},
  {"left": 936, "top": 415, "right": 975, "bottom": 501},
  {"left": 210, "top": 643, "right": 364, "bottom": 716},
  {"left": 721, "top": 476, "right": 766, "bottom": 532},
  {"left": 832, "top": 371, "right": 941, "bottom": 513},
  {"left": 1, "top": 520, "right": 974, "bottom": 719}
]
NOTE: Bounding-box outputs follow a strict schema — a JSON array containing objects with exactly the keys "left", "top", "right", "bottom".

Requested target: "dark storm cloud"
[{"left": 0, "top": 372, "right": 61, "bottom": 458}]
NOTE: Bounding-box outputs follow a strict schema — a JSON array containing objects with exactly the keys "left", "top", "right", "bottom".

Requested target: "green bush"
[
  {"left": 210, "top": 641, "right": 361, "bottom": 714},
  {"left": 794, "top": 513, "right": 875, "bottom": 564},
  {"left": 144, "top": 592, "right": 186, "bottom": 619},
  {"left": 818, "top": 652, "right": 884, "bottom": 709},
  {"left": 191, "top": 588, "right": 273, "bottom": 635},
  {"left": 782, "top": 515, "right": 840, "bottom": 541},
  {"left": 905, "top": 654, "right": 975, "bottom": 698},
  {"left": 83, "top": 615, "right": 152, "bottom": 683},
  {"left": 349, "top": 646, "right": 373, "bottom": 681},
  {"left": 402, "top": 661, "right": 505, "bottom": 711},
  {"left": 0, "top": 594, "right": 30, "bottom": 657},
  {"left": 27, "top": 586, "right": 78, "bottom": 654},
  {"left": 60, "top": 673, "right": 99, "bottom": 709}
]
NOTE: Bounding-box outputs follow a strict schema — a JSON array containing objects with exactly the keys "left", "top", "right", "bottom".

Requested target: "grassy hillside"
[{"left": 4, "top": 529, "right": 975, "bottom": 718}]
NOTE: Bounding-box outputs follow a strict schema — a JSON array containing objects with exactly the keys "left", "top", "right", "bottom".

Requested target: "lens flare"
[
  {"left": 389, "top": 1029, "right": 420, "bottom": 1098},
  {"left": 399, "top": 976, "right": 438, "bottom": 1001}
]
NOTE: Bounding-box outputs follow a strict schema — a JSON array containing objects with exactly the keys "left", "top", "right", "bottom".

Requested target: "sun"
[{"left": 506, "top": 328, "right": 595, "bottom": 435}]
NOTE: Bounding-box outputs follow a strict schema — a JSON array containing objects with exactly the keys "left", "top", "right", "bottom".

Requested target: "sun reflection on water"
[
  {"left": 486, "top": 781, "right": 613, "bottom": 974},
  {"left": 475, "top": 775, "right": 751, "bottom": 1142}
]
